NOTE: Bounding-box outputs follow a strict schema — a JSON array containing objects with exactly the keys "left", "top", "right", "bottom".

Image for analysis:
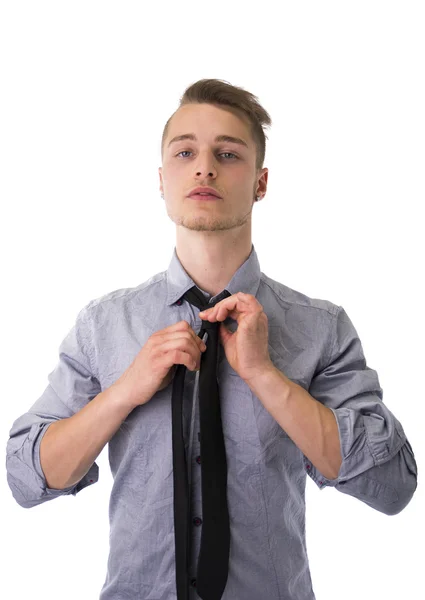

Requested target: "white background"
[{"left": 1, "top": 1, "right": 423, "bottom": 598}]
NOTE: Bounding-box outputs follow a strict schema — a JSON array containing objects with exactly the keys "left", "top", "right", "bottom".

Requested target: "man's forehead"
[
  {"left": 168, "top": 104, "right": 251, "bottom": 144},
  {"left": 167, "top": 132, "right": 250, "bottom": 149}
]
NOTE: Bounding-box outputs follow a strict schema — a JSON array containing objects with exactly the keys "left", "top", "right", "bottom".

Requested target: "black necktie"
[{"left": 171, "top": 286, "right": 232, "bottom": 600}]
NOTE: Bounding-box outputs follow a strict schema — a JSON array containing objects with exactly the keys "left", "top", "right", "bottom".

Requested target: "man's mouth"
[{"left": 190, "top": 194, "right": 219, "bottom": 201}]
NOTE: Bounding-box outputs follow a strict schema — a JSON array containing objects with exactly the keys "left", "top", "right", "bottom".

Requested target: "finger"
[
  {"left": 200, "top": 294, "right": 249, "bottom": 321},
  {"left": 177, "top": 320, "right": 205, "bottom": 348},
  {"left": 157, "top": 320, "right": 205, "bottom": 351}
]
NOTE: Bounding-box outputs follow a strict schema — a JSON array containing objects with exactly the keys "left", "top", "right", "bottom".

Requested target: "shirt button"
[
  {"left": 191, "top": 578, "right": 197, "bottom": 588},
  {"left": 193, "top": 517, "right": 203, "bottom": 526},
  {"left": 196, "top": 455, "right": 201, "bottom": 464}
]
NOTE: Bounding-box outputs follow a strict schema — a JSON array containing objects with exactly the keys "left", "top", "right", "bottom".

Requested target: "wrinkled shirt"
[{"left": 5, "top": 243, "right": 418, "bottom": 600}]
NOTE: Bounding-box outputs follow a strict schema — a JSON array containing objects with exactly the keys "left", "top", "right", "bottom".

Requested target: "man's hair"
[{"left": 161, "top": 78, "right": 272, "bottom": 173}]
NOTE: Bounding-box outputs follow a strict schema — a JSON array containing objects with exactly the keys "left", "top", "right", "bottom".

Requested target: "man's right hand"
[{"left": 112, "top": 320, "right": 207, "bottom": 409}]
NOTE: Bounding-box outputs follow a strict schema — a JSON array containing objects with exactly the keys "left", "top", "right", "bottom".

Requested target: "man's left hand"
[{"left": 198, "top": 292, "right": 274, "bottom": 383}]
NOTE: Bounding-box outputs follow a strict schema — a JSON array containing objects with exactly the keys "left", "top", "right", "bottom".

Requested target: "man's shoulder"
[
  {"left": 260, "top": 272, "right": 339, "bottom": 317},
  {"left": 81, "top": 270, "right": 167, "bottom": 319}
]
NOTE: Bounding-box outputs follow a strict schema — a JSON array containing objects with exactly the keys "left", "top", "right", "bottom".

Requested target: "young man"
[{"left": 6, "top": 79, "right": 417, "bottom": 600}]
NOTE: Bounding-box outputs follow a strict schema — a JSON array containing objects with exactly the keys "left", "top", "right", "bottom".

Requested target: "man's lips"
[
  {"left": 189, "top": 193, "right": 219, "bottom": 201},
  {"left": 188, "top": 186, "right": 222, "bottom": 198}
]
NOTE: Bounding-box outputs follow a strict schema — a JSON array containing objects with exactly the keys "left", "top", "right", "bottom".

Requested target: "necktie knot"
[
  {"left": 199, "top": 319, "right": 218, "bottom": 333},
  {"left": 181, "top": 285, "right": 231, "bottom": 311}
]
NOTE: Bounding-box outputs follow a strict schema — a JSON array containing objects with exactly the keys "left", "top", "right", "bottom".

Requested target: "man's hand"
[{"left": 199, "top": 292, "right": 274, "bottom": 383}]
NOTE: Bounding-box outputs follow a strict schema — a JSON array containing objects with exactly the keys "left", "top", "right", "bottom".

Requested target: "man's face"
[{"left": 159, "top": 103, "right": 268, "bottom": 232}]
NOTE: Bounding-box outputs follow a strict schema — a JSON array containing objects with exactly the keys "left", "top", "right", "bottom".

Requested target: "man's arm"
[
  {"left": 6, "top": 302, "right": 106, "bottom": 507},
  {"left": 245, "top": 305, "right": 418, "bottom": 516},
  {"left": 39, "top": 383, "right": 136, "bottom": 490},
  {"left": 246, "top": 366, "right": 342, "bottom": 480}
]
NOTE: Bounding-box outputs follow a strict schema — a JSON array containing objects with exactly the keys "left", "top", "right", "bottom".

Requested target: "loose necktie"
[{"left": 171, "top": 286, "right": 232, "bottom": 600}]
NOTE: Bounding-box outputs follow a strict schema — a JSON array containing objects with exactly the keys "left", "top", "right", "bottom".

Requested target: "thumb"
[{"left": 219, "top": 322, "right": 232, "bottom": 346}]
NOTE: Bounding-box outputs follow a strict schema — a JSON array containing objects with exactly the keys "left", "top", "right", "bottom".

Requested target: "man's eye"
[{"left": 176, "top": 151, "right": 238, "bottom": 160}]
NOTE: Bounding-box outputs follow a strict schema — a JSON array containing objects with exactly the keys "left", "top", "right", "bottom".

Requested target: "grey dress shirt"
[{"left": 5, "top": 243, "right": 418, "bottom": 600}]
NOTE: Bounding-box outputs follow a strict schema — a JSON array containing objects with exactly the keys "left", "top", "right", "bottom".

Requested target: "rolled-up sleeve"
[
  {"left": 306, "top": 305, "right": 418, "bottom": 516},
  {"left": 5, "top": 303, "right": 101, "bottom": 508}
]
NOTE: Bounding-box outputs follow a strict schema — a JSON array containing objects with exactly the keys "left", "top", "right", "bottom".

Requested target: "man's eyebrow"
[{"left": 167, "top": 133, "right": 249, "bottom": 149}]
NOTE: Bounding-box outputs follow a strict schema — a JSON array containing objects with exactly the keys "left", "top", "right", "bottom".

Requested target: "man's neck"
[{"left": 175, "top": 239, "right": 253, "bottom": 298}]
